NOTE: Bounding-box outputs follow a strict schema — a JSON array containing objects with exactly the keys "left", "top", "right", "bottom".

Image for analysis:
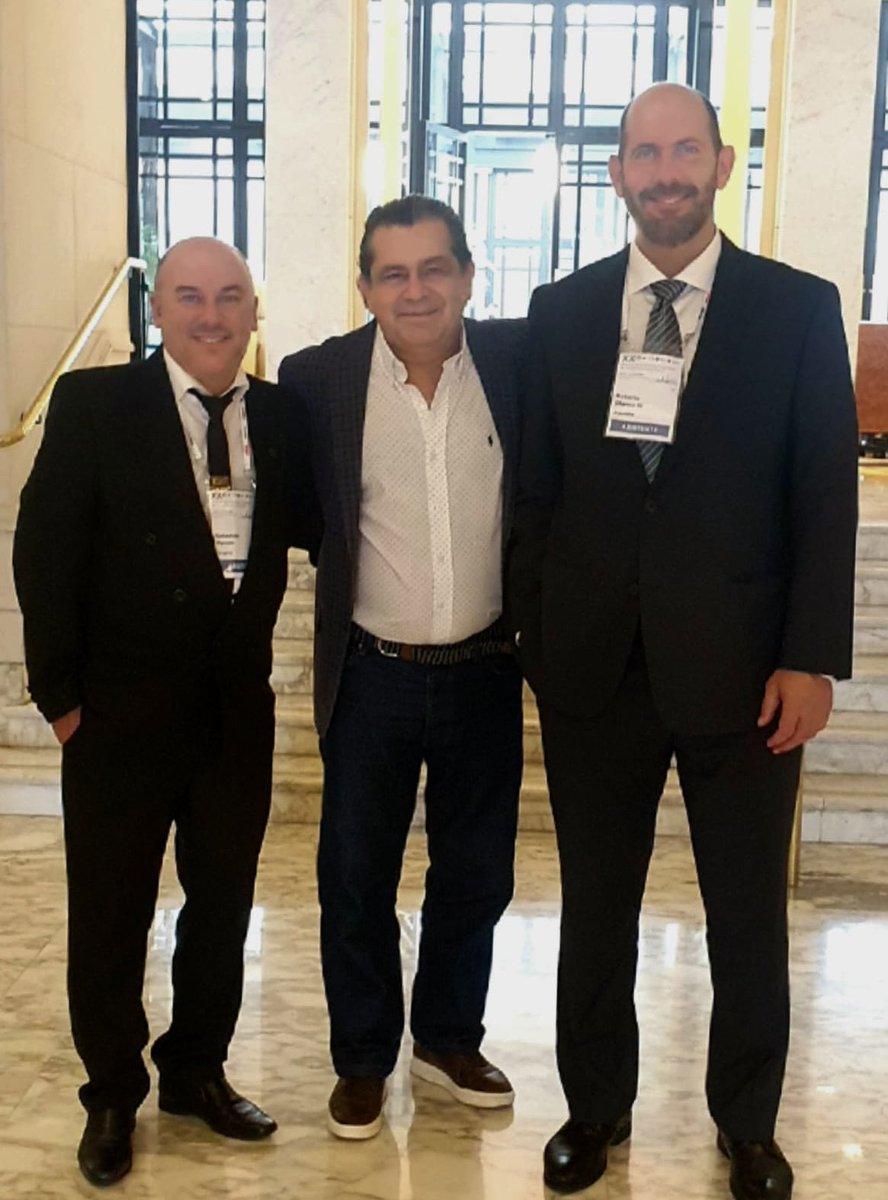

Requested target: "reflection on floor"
[{"left": 1, "top": 818, "right": 886, "bottom": 1198}]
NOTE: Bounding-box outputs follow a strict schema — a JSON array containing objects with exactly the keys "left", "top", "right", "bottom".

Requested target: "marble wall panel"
[
  {"left": 776, "top": 0, "right": 881, "bottom": 353},
  {"left": 265, "top": 0, "right": 359, "bottom": 372}
]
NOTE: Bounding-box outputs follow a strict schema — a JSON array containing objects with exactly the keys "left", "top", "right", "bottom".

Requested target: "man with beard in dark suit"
[
  {"left": 279, "top": 196, "right": 524, "bottom": 1141},
  {"left": 508, "top": 85, "right": 857, "bottom": 1199},
  {"left": 14, "top": 238, "right": 317, "bottom": 1186}
]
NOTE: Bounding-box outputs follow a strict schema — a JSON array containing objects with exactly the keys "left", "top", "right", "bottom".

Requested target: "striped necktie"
[{"left": 637, "top": 278, "right": 686, "bottom": 482}]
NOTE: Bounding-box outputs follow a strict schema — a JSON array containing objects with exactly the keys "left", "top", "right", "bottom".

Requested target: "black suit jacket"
[
  {"left": 508, "top": 238, "right": 859, "bottom": 735},
  {"left": 14, "top": 349, "right": 307, "bottom": 724},
  {"left": 279, "top": 317, "right": 525, "bottom": 737}
]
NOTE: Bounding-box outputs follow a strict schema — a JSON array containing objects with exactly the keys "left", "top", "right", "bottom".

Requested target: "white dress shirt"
[
  {"left": 164, "top": 349, "right": 254, "bottom": 520},
  {"left": 623, "top": 230, "right": 722, "bottom": 371},
  {"left": 352, "top": 327, "right": 504, "bottom": 645}
]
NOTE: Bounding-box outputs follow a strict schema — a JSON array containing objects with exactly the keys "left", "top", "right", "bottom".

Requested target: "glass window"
[{"left": 130, "top": 0, "right": 266, "bottom": 353}]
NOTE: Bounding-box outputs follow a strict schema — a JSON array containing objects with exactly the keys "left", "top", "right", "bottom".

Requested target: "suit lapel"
[
  {"left": 134, "top": 349, "right": 230, "bottom": 591},
  {"left": 654, "top": 237, "right": 758, "bottom": 483},
  {"left": 237, "top": 380, "right": 278, "bottom": 595},
  {"left": 464, "top": 318, "right": 518, "bottom": 551},
  {"left": 329, "top": 321, "right": 375, "bottom": 552},
  {"left": 555, "top": 249, "right": 649, "bottom": 485},
  {"left": 465, "top": 318, "right": 515, "bottom": 455}
]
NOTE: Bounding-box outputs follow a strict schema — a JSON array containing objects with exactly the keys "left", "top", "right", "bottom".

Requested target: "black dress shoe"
[
  {"left": 158, "top": 1076, "right": 277, "bottom": 1140},
  {"left": 717, "top": 1130, "right": 793, "bottom": 1200},
  {"left": 77, "top": 1107, "right": 135, "bottom": 1187},
  {"left": 543, "top": 1111, "right": 632, "bottom": 1194}
]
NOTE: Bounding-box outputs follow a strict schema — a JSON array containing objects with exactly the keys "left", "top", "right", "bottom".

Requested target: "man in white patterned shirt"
[{"left": 279, "top": 196, "right": 525, "bottom": 1140}]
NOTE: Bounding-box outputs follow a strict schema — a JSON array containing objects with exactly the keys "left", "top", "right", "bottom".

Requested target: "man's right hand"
[{"left": 52, "top": 706, "right": 82, "bottom": 745}]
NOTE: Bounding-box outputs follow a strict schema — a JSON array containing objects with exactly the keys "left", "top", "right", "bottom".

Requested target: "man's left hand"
[{"left": 757, "top": 669, "right": 833, "bottom": 754}]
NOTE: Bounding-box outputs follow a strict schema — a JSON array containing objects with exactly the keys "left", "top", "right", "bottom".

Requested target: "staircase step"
[
  {"left": 273, "top": 602, "right": 315, "bottom": 641},
  {"left": 286, "top": 554, "right": 316, "bottom": 593},
  {"left": 856, "top": 523, "right": 888, "bottom": 561},
  {"left": 854, "top": 606, "right": 888, "bottom": 653},
  {"left": 806, "top": 716, "right": 888, "bottom": 774},
  {"left": 0, "top": 746, "right": 61, "bottom": 815},
  {"left": 834, "top": 657, "right": 888, "bottom": 712},
  {"left": 855, "top": 560, "right": 888, "bottom": 605},
  {"left": 273, "top": 696, "right": 317, "bottom": 755},
  {"left": 801, "top": 771, "right": 888, "bottom": 842},
  {"left": 271, "top": 755, "right": 324, "bottom": 821},
  {"left": 0, "top": 703, "right": 56, "bottom": 749},
  {"left": 270, "top": 647, "right": 313, "bottom": 695}
]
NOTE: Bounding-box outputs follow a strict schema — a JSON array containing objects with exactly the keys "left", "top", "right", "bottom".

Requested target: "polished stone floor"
[{"left": 0, "top": 817, "right": 886, "bottom": 1198}]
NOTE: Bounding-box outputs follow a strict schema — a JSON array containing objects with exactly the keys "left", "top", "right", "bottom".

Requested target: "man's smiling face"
[
  {"left": 609, "top": 85, "right": 734, "bottom": 252},
  {"left": 151, "top": 238, "right": 258, "bottom": 395}
]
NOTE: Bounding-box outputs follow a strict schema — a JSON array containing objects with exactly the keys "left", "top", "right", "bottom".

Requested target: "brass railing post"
[{"left": 0, "top": 257, "right": 147, "bottom": 449}]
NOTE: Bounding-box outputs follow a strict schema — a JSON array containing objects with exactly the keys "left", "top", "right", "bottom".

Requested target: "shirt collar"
[
  {"left": 373, "top": 324, "right": 469, "bottom": 385},
  {"left": 163, "top": 348, "right": 249, "bottom": 406},
  {"left": 627, "top": 229, "right": 722, "bottom": 297}
]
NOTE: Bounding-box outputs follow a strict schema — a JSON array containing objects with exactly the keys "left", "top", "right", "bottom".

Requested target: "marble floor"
[{"left": 1, "top": 819, "right": 886, "bottom": 1199}]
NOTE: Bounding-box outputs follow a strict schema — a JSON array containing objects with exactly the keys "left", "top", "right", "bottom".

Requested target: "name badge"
[
  {"left": 208, "top": 487, "right": 254, "bottom": 583},
  {"left": 605, "top": 352, "right": 684, "bottom": 444}
]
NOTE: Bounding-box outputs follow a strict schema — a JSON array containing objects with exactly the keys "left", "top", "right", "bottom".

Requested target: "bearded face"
[{"left": 620, "top": 172, "right": 719, "bottom": 249}]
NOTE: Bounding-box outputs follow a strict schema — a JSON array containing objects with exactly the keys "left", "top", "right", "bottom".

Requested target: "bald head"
[
  {"left": 618, "top": 84, "right": 723, "bottom": 160},
  {"left": 154, "top": 237, "right": 254, "bottom": 295},
  {"left": 608, "top": 83, "right": 734, "bottom": 271},
  {"left": 151, "top": 237, "right": 258, "bottom": 396}
]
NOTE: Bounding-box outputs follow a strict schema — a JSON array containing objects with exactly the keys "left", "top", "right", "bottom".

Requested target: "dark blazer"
[
  {"left": 14, "top": 348, "right": 306, "bottom": 723},
  {"left": 507, "top": 237, "right": 859, "bottom": 736},
  {"left": 279, "top": 317, "right": 525, "bottom": 737}
]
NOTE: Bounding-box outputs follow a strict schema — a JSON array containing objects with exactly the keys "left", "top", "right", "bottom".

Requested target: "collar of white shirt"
[
  {"left": 627, "top": 229, "right": 723, "bottom": 299},
  {"left": 163, "top": 348, "right": 249, "bottom": 407},
  {"left": 373, "top": 323, "right": 469, "bottom": 386}
]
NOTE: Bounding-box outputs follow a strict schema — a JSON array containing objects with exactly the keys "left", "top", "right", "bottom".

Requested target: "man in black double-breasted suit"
[
  {"left": 508, "top": 86, "right": 858, "bottom": 1199},
  {"left": 14, "top": 238, "right": 318, "bottom": 1187},
  {"left": 280, "top": 196, "right": 524, "bottom": 1141}
]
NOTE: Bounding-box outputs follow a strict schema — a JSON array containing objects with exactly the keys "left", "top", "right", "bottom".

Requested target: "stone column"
[
  {"left": 265, "top": 0, "right": 368, "bottom": 375},
  {"left": 775, "top": 0, "right": 881, "bottom": 348}
]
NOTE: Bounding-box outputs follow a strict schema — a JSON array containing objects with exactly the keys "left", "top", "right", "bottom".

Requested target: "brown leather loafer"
[
  {"left": 77, "top": 1107, "right": 135, "bottom": 1188},
  {"left": 543, "top": 1111, "right": 632, "bottom": 1194},
  {"left": 328, "top": 1076, "right": 386, "bottom": 1139},
  {"left": 717, "top": 1131, "right": 793, "bottom": 1199},
  {"left": 411, "top": 1043, "right": 514, "bottom": 1108},
  {"left": 158, "top": 1075, "right": 276, "bottom": 1140}
]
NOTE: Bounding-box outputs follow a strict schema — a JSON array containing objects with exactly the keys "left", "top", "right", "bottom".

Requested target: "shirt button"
[
  {"left": 144, "top": 531, "right": 157, "bottom": 546},
  {"left": 644, "top": 499, "right": 657, "bottom": 514},
  {"left": 173, "top": 588, "right": 188, "bottom": 603},
  {"left": 628, "top": 582, "right": 640, "bottom": 597}
]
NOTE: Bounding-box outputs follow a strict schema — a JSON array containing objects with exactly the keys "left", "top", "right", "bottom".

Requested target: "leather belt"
[{"left": 349, "top": 621, "right": 514, "bottom": 666}]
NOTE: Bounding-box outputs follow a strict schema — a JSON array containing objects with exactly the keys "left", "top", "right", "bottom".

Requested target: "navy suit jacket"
[
  {"left": 507, "top": 238, "right": 859, "bottom": 735},
  {"left": 279, "top": 317, "right": 525, "bottom": 736}
]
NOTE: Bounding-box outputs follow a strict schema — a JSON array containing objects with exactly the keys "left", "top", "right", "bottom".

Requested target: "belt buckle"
[{"left": 377, "top": 640, "right": 400, "bottom": 658}]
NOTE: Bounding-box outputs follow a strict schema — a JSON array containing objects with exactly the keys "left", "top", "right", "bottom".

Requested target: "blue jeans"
[{"left": 318, "top": 647, "right": 523, "bottom": 1078}]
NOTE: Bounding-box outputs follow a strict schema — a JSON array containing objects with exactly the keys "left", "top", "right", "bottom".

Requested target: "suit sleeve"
[
  {"left": 779, "top": 282, "right": 858, "bottom": 678},
  {"left": 278, "top": 351, "right": 324, "bottom": 565},
  {"left": 505, "top": 289, "right": 563, "bottom": 684},
  {"left": 13, "top": 375, "right": 99, "bottom": 722}
]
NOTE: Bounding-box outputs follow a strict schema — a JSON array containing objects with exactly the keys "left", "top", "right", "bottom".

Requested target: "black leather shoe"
[
  {"left": 77, "top": 1107, "right": 135, "bottom": 1187},
  {"left": 158, "top": 1076, "right": 277, "bottom": 1140},
  {"left": 717, "top": 1130, "right": 793, "bottom": 1199},
  {"left": 543, "top": 1111, "right": 631, "bottom": 1194}
]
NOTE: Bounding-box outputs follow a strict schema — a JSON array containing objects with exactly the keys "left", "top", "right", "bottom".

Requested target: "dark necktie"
[
  {"left": 637, "top": 278, "right": 687, "bottom": 482},
  {"left": 190, "top": 388, "right": 237, "bottom": 487}
]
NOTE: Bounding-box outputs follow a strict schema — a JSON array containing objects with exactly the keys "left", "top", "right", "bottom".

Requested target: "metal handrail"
[{"left": 0, "top": 256, "right": 147, "bottom": 449}]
